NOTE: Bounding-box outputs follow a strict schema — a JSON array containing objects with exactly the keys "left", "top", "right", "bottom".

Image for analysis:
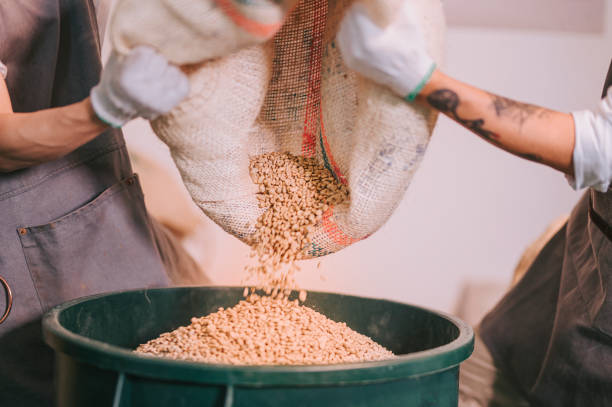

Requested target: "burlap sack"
[
  {"left": 111, "top": 0, "right": 299, "bottom": 64},
  {"left": 133, "top": 0, "right": 445, "bottom": 257}
]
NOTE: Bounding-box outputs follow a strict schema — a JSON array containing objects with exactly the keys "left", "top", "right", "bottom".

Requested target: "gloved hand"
[
  {"left": 91, "top": 46, "right": 190, "bottom": 128},
  {"left": 337, "top": 1, "right": 436, "bottom": 101}
]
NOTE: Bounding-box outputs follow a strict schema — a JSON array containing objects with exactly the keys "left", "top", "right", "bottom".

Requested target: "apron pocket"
[{"left": 18, "top": 174, "right": 169, "bottom": 312}]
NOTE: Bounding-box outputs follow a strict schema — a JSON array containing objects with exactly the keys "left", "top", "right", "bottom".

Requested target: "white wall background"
[
  {"left": 445, "top": 0, "right": 605, "bottom": 33},
  {"left": 118, "top": 1, "right": 612, "bottom": 314}
]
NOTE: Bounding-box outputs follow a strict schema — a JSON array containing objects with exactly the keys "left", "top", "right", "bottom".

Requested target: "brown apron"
[
  {"left": 0, "top": 1, "right": 170, "bottom": 405},
  {"left": 480, "top": 60, "right": 612, "bottom": 406}
]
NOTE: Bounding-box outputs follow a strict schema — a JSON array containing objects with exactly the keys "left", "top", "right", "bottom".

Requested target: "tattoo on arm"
[
  {"left": 426, "top": 89, "right": 543, "bottom": 163},
  {"left": 515, "top": 152, "right": 543, "bottom": 162},
  {"left": 426, "top": 89, "right": 501, "bottom": 145},
  {"left": 489, "top": 94, "right": 549, "bottom": 130}
]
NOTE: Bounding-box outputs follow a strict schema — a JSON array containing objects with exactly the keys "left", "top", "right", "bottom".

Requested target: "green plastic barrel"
[{"left": 42, "top": 287, "right": 474, "bottom": 407}]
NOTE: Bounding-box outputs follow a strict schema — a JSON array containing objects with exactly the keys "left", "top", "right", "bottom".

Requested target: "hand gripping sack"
[{"left": 149, "top": 0, "right": 445, "bottom": 257}]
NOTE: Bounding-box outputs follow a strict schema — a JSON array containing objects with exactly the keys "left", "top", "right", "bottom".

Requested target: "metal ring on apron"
[{"left": 0, "top": 275, "right": 13, "bottom": 325}]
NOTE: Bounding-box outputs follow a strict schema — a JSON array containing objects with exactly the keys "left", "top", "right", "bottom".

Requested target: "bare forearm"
[
  {"left": 0, "top": 98, "right": 109, "bottom": 172},
  {"left": 418, "top": 70, "right": 575, "bottom": 174}
]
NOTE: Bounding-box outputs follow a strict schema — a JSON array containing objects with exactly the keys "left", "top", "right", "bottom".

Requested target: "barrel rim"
[{"left": 43, "top": 286, "right": 474, "bottom": 386}]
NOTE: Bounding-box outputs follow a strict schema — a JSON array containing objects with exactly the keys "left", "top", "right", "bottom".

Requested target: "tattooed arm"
[
  {"left": 336, "top": 3, "right": 574, "bottom": 174},
  {"left": 417, "top": 70, "right": 575, "bottom": 175},
  {"left": 337, "top": 4, "right": 612, "bottom": 189}
]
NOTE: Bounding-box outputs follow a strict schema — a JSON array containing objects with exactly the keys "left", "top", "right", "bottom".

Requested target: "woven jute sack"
[
  {"left": 139, "top": 0, "right": 445, "bottom": 257},
  {"left": 111, "top": 0, "right": 299, "bottom": 64}
]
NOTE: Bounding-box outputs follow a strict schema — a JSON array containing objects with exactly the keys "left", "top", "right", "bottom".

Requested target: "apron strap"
[
  {"left": 602, "top": 58, "right": 612, "bottom": 98},
  {"left": 589, "top": 194, "right": 612, "bottom": 242},
  {"left": 587, "top": 60, "right": 612, "bottom": 242},
  {"left": 0, "top": 275, "right": 12, "bottom": 325}
]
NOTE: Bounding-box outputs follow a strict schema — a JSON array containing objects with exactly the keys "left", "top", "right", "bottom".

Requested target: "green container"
[{"left": 43, "top": 287, "right": 474, "bottom": 407}]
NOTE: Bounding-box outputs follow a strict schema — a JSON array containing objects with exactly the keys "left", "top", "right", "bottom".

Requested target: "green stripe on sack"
[
  {"left": 309, "top": 242, "right": 332, "bottom": 258},
  {"left": 319, "top": 131, "right": 340, "bottom": 183}
]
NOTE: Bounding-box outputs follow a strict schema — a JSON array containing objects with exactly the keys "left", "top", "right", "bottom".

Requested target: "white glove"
[
  {"left": 337, "top": 1, "right": 436, "bottom": 101},
  {"left": 91, "top": 46, "right": 190, "bottom": 128}
]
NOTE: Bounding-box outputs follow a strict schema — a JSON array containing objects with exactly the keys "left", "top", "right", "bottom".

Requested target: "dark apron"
[
  {"left": 480, "top": 60, "right": 612, "bottom": 406},
  {"left": 0, "top": 1, "right": 170, "bottom": 405}
]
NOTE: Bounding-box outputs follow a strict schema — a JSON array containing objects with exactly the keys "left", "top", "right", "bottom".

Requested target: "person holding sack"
[
  {"left": 338, "top": 2, "right": 612, "bottom": 406},
  {"left": 0, "top": 1, "right": 199, "bottom": 405}
]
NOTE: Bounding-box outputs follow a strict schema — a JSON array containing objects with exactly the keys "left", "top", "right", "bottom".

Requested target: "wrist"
[
  {"left": 415, "top": 68, "right": 444, "bottom": 102},
  {"left": 83, "top": 97, "right": 111, "bottom": 130},
  {"left": 404, "top": 62, "right": 437, "bottom": 102},
  {"left": 90, "top": 84, "right": 133, "bottom": 128}
]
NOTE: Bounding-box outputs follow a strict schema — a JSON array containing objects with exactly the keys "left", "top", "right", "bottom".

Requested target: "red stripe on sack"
[
  {"left": 214, "top": 0, "right": 283, "bottom": 38},
  {"left": 321, "top": 208, "right": 361, "bottom": 247},
  {"left": 301, "top": 0, "right": 327, "bottom": 157},
  {"left": 302, "top": 130, "right": 317, "bottom": 157}
]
